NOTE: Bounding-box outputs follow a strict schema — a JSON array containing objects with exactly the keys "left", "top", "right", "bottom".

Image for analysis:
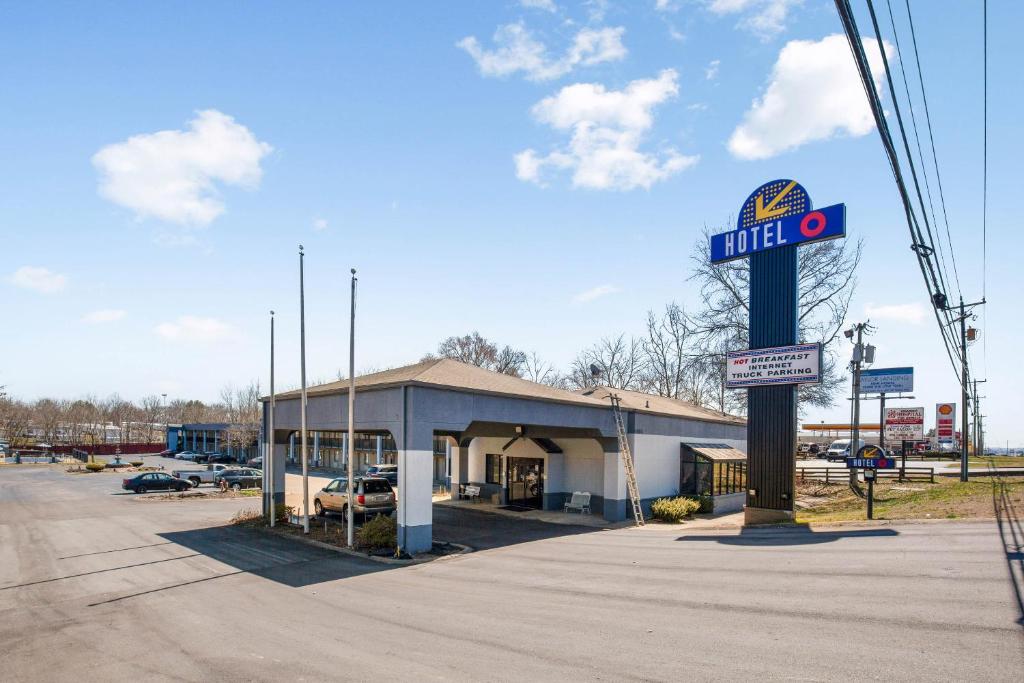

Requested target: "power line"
[
  {"left": 833, "top": 0, "right": 966, "bottom": 388},
  {"left": 982, "top": 0, "right": 988, "bottom": 380},
  {"left": 892, "top": 0, "right": 962, "bottom": 300}
]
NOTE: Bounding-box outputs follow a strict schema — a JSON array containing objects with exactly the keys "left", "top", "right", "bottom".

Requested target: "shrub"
[
  {"left": 84, "top": 461, "right": 106, "bottom": 472},
  {"left": 355, "top": 514, "right": 397, "bottom": 551},
  {"left": 682, "top": 494, "right": 714, "bottom": 514},
  {"left": 130, "top": 461, "right": 143, "bottom": 467},
  {"left": 650, "top": 496, "right": 701, "bottom": 523},
  {"left": 274, "top": 503, "right": 294, "bottom": 523}
]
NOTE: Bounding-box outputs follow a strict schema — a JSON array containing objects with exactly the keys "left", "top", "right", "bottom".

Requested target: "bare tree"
[
  {"left": 689, "top": 226, "right": 861, "bottom": 411},
  {"left": 220, "top": 381, "right": 262, "bottom": 456},
  {"left": 138, "top": 395, "right": 164, "bottom": 443},
  {"left": 642, "top": 303, "right": 695, "bottom": 399},
  {"left": 567, "top": 335, "right": 646, "bottom": 391},
  {"left": 522, "top": 351, "right": 564, "bottom": 387},
  {"left": 425, "top": 331, "right": 527, "bottom": 377},
  {"left": 0, "top": 395, "right": 30, "bottom": 451}
]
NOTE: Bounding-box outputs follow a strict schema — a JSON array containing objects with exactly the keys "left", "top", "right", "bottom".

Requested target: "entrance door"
[{"left": 506, "top": 457, "right": 544, "bottom": 508}]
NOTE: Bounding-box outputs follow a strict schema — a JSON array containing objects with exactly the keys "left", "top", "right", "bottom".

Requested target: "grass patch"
[
  {"left": 968, "top": 456, "right": 1024, "bottom": 468},
  {"left": 795, "top": 476, "right": 1024, "bottom": 523}
]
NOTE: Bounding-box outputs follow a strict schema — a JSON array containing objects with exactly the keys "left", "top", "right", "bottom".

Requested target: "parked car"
[
  {"left": 825, "top": 439, "right": 866, "bottom": 462},
  {"left": 215, "top": 468, "right": 262, "bottom": 491},
  {"left": 158, "top": 449, "right": 175, "bottom": 457},
  {"left": 171, "top": 463, "right": 234, "bottom": 488},
  {"left": 366, "top": 464, "right": 397, "bottom": 477},
  {"left": 245, "top": 456, "right": 262, "bottom": 468},
  {"left": 122, "top": 472, "right": 192, "bottom": 494},
  {"left": 207, "top": 452, "right": 236, "bottom": 464},
  {"left": 176, "top": 451, "right": 200, "bottom": 461},
  {"left": 314, "top": 476, "right": 395, "bottom": 521}
]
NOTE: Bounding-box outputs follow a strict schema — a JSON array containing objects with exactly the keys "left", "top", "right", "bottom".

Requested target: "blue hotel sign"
[{"left": 710, "top": 180, "right": 846, "bottom": 264}]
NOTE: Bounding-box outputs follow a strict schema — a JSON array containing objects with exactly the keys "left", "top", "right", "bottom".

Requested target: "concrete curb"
[{"left": 262, "top": 525, "right": 473, "bottom": 565}]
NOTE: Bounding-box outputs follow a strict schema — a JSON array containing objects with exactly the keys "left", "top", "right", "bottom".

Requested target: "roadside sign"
[
  {"left": 710, "top": 179, "right": 846, "bottom": 264},
  {"left": 884, "top": 406, "right": 924, "bottom": 443},
  {"left": 726, "top": 343, "right": 822, "bottom": 388},
  {"left": 846, "top": 445, "right": 896, "bottom": 469},
  {"left": 936, "top": 403, "right": 956, "bottom": 445},
  {"left": 860, "top": 367, "right": 914, "bottom": 394}
]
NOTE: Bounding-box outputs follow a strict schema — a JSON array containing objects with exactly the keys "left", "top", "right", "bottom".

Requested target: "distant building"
[{"left": 167, "top": 423, "right": 258, "bottom": 461}]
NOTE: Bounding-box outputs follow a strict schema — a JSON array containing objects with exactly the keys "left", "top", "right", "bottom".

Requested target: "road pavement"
[{"left": 1, "top": 459, "right": 1022, "bottom": 681}]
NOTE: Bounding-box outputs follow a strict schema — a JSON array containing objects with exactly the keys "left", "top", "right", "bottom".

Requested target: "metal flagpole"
[
  {"left": 299, "top": 245, "right": 310, "bottom": 534},
  {"left": 347, "top": 269, "right": 357, "bottom": 547},
  {"left": 269, "top": 310, "right": 276, "bottom": 527}
]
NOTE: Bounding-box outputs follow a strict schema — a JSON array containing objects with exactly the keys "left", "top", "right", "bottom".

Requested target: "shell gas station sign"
[{"left": 936, "top": 403, "right": 956, "bottom": 445}]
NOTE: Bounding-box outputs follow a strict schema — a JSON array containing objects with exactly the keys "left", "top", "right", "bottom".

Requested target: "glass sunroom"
[{"left": 679, "top": 442, "right": 748, "bottom": 514}]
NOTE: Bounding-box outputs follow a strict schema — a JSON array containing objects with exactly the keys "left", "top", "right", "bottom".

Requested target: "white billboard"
[
  {"left": 885, "top": 406, "right": 924, "bottom": 443},
  {"left": 860, "top": 367, "right": 914, "bottom": 394},
  {"left": 726, "top": 343, "right": 822, "bottom": 388}
]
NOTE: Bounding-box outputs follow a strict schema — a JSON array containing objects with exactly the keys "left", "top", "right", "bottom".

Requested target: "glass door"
[{"left": 506, "top": 457, "right": 544, "bottom": 508}]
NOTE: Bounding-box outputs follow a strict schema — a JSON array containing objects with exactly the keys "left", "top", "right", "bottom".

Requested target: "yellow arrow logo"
[{"left": 754, "top": 180, "right": 797, "bottom": 222}]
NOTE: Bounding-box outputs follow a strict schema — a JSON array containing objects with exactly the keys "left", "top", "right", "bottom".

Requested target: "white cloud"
[
  {"left": 707, "top": 0, "right": 802, "bottom": 40},
  {"left": 688, "top": 102, "right": 709, "bottom": 111},
  {"left": 573, "top": 284, "right": 620, "bottom": 303},
  {"left": 9, "top": 266, "right": 67, "bottom": 293},
  {"left": 313, "top": 217, "right": 328, "bottom": 231},
  {"left": 705, "top": 59, "right": 721, "bottom": 80},
  {"left": 457, "top": 23, "right": 626, "bottom": 82},
  {"left": 521, "top": 0, "right": 557, "bottom": 11},
  {"left": 516, "top": 69, "right": 699, "bottom": 190},
  {"left": 83, "top": 309, "right": 127, "bottom": 323},
  {"left": 156, "top": 316, "right": 233, "bottom": 343},
  {"left": 728, "top": 34, "right": 893, "bottom": 160},
  {"left": 865, "top": 302, "right": 927, "bottom": 325},
  {"left": 92, "top": 110, "right": 272, "bottom": 226}
]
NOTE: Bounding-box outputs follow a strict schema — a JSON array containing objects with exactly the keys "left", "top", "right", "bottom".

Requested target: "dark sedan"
[
  {"left": 215, "top": 468, "right": 262, "bottom": 491},
  {"left": 122, "top": 472, "right": 192, "bottom": 494}
]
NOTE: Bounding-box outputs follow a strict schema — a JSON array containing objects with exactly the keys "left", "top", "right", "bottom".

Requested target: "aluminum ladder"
[{"left": 609, "top": 395, "right": 645, "bottom": 526}]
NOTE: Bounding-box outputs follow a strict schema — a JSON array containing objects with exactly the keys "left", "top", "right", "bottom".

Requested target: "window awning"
[{"left": 681, "top": 442, "right": 747, "bottom": 462}]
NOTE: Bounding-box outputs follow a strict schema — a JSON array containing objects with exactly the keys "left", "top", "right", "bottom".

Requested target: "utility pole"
[
  {"left": 846, "top": 321, "right": 873, "bottom": 491},
  {"left": 268, "top": 310, "right": 276, "bottom": 527},
  {"left": 346, "top": 269, "right": 357, "bottom": 548},
  {"left": 973, "top": 379, "right": 986, "bottom": 460},
  {"left": 299, "top": 245, "right": 310, "bottom": 534},
  {"left": 946, "top": 297, "right": 983, "bottom": 481}
]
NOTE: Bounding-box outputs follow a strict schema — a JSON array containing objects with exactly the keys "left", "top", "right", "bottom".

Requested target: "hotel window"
[{"left": 485, "top": 454, "right": 501, "bottom": 484}]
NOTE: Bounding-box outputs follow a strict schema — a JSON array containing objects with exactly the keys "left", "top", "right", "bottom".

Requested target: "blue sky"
[{"left": 1, "top": 1, "right": 1020, "bottom": 445}]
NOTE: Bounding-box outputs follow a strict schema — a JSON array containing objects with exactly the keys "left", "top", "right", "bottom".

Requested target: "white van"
[{"left": 825, "top": 439, "right": 866, "bottom": 462}]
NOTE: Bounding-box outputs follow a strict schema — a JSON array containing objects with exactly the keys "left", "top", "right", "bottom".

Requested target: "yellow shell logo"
[{"left": 938, "top": 404, "right": 953, "bottom": 415}]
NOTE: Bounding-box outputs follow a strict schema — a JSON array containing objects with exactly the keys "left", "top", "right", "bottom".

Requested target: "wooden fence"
[{"left": 797, "top": 467, "right": 934, "bottom": 483}]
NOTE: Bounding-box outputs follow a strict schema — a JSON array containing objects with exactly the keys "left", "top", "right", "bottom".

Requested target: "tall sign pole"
[
  {"left": 711, "top": 179, "right": 846, "bottom": 525},
  {"left": 347, "top": 269, "right": 357, "bottom": 548},
  {"left": 268, "top": 310, "right": 276, "bottom": 527},
  {"left": 299, "top": 245, "right": 310, "bottom": 534}
]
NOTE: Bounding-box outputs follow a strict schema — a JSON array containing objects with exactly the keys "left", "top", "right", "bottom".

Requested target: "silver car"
[{"left": 314, "top": 477, "right": 395, "bottom": 521}]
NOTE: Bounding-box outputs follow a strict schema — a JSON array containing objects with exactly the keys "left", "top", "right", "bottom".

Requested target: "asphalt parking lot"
[{"left": 1, "top": 458, "right": 1022, "bottom": 681}]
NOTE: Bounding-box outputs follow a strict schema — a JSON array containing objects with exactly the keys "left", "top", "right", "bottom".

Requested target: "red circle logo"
[{"left": 800, "top": 211, "right": 826, "bottom": 238}]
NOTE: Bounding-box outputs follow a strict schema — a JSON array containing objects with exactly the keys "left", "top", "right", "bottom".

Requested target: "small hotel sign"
[{"left": 726, "top": 343, "right": 822, "bottom": 388}]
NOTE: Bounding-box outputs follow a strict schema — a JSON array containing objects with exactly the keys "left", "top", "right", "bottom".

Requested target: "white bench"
[
  {"left": 564, "top": 491, "right": 591, "bottom": 515},
  {"left": 463, "top": 485, "right": 481, "bottom": 503}
]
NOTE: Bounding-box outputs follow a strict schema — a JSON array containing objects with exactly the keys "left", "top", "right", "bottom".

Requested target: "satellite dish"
[{"left": 589, "top": 364, "right": 603, "bottom": 379}]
